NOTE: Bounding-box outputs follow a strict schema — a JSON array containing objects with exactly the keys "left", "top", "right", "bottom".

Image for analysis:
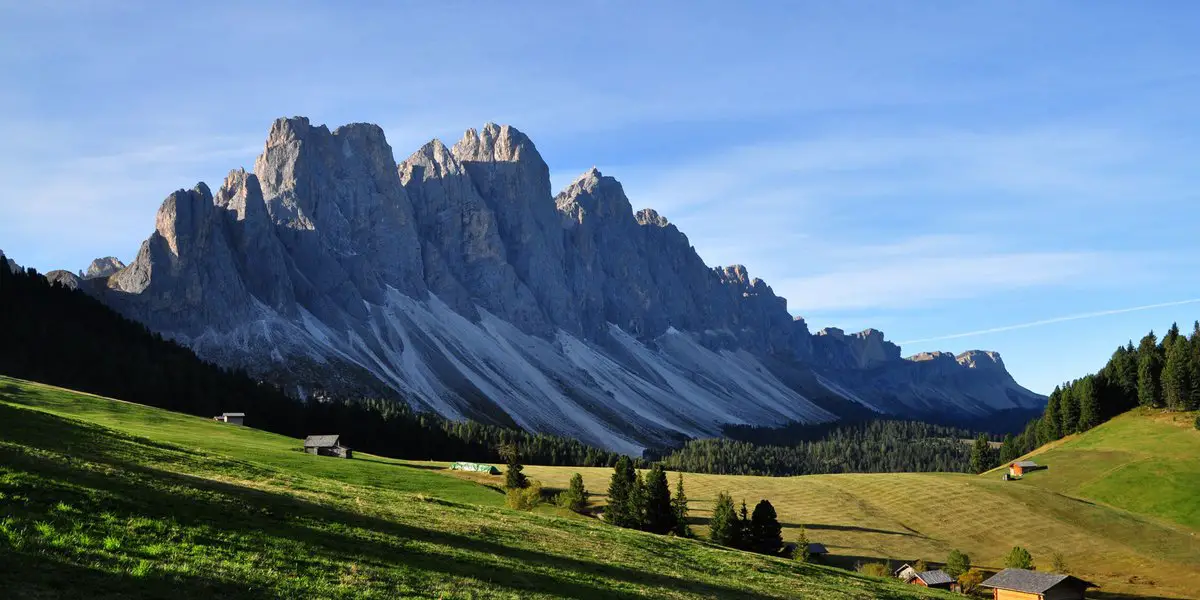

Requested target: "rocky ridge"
[{"left": 65, "top": 118, "right": 1045, "bottom": 451}]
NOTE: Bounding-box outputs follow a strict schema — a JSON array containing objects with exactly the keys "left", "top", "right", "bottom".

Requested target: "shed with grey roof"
[
  {"left": 1009, "top": 460, "right": 1046, "bottom": 477},
  {"left": 911, "top": 569, "right": 954, "bottom": 589},
  {"left": 982, "top": 568, "right": 1096, "bottom": 600},
  {"left": 304, "top": 434, "right": 352, "bottom": 459}
]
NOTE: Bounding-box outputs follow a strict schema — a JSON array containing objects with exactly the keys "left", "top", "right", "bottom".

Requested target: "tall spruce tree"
[
  {"left": 1077, "top": 376, "right": 1101, "bottom": 432},
  {"left": 1059, "top": 384, "right": 1079, "bottom": 436},
  {"left": 500, "top": 442, "right": 528, "bottom": 490},
  {"left": 1137, "top": 332, "right": 1163, "bottom": 408},
  {"left": 628, "top": 471, "right": 647, "bottom": 530},
  {"left": 709, "top": 492, "right": 739, "bottom": 546},
  {"left": 1039, "top": 387, "right": 1063, "bottom": 444},
  {"left": 671, "top": 473, "right": 691, "bottom": 537},
  {"left": 607, "top": 456, "right": 636, "bottom": 527},
  {"left": 998, "top": 434, "right": 1018, "bottom": 464},
  {"left": 1163, "top": 336, "right": 1192, "bottom": 411},
  {"left": 1165, "top": 322, "right": 1182, "bottom": 348},
  {"left": 1190, "top": 322, "right": 1200, "bottom": 409},
  {"left": 749, "top": 500, "right": 783, "bottom": 555},
  {"left": 1109, "top": 343, "right": 1139, "bottom": 405},
  {"left": 737, "top": 499, "right": 751, "bottom": 550},
  {"left": 969, "top": 433, "right": 993, "bottom": 474},
  {"left": 643, "top": 464, "right": 674, "bottom": 534}
]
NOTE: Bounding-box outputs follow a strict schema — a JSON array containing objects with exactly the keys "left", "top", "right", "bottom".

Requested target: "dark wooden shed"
[{"left": 304, "top": 435, "right": 352, "bottom": 459}]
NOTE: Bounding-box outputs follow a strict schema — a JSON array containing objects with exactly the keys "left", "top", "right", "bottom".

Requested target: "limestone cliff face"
[{"left": 77, "top": 117, "right": 1044, "bottom": 451}]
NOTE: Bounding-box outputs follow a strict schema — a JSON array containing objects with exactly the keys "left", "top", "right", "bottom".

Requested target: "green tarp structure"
[{"left": 451, "top": 462, "right": 500, "bottom": 475}]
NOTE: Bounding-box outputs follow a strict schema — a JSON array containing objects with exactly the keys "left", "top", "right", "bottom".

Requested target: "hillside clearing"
[{"left": 0, "top": 376, "right": 955, "bottom": 599}]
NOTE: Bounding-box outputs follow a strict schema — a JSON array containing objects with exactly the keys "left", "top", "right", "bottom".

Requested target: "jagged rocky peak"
[
  {"left": 556, "top": 167, "right": 634, "bottom": 224},
  {"left": 214, "top": 168, "right": 267, "bottom": 222},
  {"left": 909, "top": 351, "right": 957, "bottom": 362},
  {"left": 46, "top": 270, "right": 81, "bottom": 290},
  {"left": 815, "top": 327, "right": 901, "bottom": 368},
  {"left": 635, "top": 208, "right": 670, "bottom": 228},
  {"left": 84, "top": 256, "right": 125, "bottom": 279},
  {"left": 155, "top": 183, "right": 215, "bottom": 257},
  {"left": 956, "top": 349, "right": 1005, "bottom": 370}
]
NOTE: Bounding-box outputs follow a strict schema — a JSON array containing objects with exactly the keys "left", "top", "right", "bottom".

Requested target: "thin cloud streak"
[{"left": 899, "top": 299, "right": 1200, "bottom": 344}]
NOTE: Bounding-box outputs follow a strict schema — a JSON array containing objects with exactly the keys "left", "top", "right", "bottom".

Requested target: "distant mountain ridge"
[{"left": 47, "top": 117, "right": 1044, "bottom": 452}]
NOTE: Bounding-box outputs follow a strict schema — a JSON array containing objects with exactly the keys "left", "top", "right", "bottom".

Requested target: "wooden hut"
[
  {"left": 982, "top": 568, "right": 1096, "bottom": 600},
  {"left": 1009, "top": 460, "right": 1046, "bottom": 477},
  {"left": 213, "top": 412, "right": 245, "bottom": 425},
  {"left": 304, "top": 435, "right": 352, "bottom": 459},
  {"left": 910, "top": 570, "right": 955, "bottom": 590}
]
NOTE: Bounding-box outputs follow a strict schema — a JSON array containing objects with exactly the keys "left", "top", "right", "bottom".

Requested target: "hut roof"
[
  {"left": 222, "top": 412, "right": 245, "bottom": 418},
  {"left": 981, "top": 569, "right": 1096, "bottom": 593},
  {"left": 1012, "top": 460, "right": 1040, "bottom": 468},
  {"left": 915, "top": 570, "right": 954, "bottom": 586},
  {"left": 806, "top": 543, "right": 828, "bottom": 555},
  {"left": 304, "top": 435, "right": 341, "bottom": 448}
]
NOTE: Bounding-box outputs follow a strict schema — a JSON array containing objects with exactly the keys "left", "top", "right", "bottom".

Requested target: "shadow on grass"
[
  {"left": 2, "top": 403, "right": 932, "bottom": 600},
  {"left": 0, "top": 551, "right": 254, "bottom": 600},
  {"left": 355, "top": 456, "right": 446, "bottom": 471},
  {"left": 795, "top": 523, "right": 930, "bottom": 538}
]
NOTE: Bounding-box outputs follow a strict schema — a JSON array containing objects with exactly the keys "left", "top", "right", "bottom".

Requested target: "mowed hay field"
[
  {"left": 524, "top": 418, "right": 1200, "bottom": 600},
  {"left": 0, "top": 376, "right": 958, "bottom": 600}
]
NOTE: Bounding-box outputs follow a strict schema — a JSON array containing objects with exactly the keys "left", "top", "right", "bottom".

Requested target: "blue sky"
[{"left": 2, "top": 1, "right": 1199, "bottom": 394}]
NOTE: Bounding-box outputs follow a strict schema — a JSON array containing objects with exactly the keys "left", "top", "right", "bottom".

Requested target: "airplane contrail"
[{"left": 898, "top": 298, "right": 1200, "bottom": 345}]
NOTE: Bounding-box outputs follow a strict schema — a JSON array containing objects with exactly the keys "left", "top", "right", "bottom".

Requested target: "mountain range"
[{"left": 38, "top": 117, "right": 1044, "bottom": 452}]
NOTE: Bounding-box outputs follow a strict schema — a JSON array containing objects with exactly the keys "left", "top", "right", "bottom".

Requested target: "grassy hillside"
[
  {"left": 0, "top": 376, "right": 954, "bottom": 600},
  {"left": 524, "top": 415, "right": 1200, "bottom": 599},
  {"left": 994, "top": 408, "right": 1200, "bottom": 530}
]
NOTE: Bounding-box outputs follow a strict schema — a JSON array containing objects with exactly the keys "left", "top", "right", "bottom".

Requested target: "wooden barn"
[
  {"left": 1009, "top": 460, "right": 1046, "bottom": 477},
  {"left": 213, "top": 412, "right": 245, "bottom": 425},
  {"left": 982, "top": 568, "right": 1096, "bottom": 600},
  {"left": 304, "top": 435, "right": 352, "bottom": 459},
  {"left": 910, "top": 569, "right": 955, "bottom": 590}
]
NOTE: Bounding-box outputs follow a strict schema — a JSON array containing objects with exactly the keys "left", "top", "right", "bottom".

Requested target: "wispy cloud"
[{"left": 899, "top": 299, "right": 1200, "bottom": 344}]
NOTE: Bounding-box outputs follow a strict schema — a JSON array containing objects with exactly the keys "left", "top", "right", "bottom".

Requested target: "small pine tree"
[
  {"left": 643, "top": 465, "right": 674, "bottom": 534},
  {"left": 793, "top": 526, "right": 811, "bottom": 563},
  {"left": 969, "top": 434, "right": 993, "bottom": 474},
  {"left": 500, "top": 442, "right": 528, "bottom": 490},
  {"left": 671, "top": 473, "right": 691, "bottom": 537},
  {"left": 749, "top": 499, "right": 783, "bottom": 555},
  {"left": 1004, "top": 546, "right": 1034, "bottom": 570},
  {"left": 709, "top": 492, "right": 739, "bottom": 547},
  {"left": 556, "top": 473, "right": 588, "bottom": 513},
  {"left": 944, "top": 549, "right": 971, "bottom": 578}
]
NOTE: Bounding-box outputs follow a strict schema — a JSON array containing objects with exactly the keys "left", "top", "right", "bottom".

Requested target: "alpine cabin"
[
  {"left": 304, "top": 435, "right": 352, "bottom": 459},
  {"left": 213, "top": 412, "right": 245, "bottom": 425},
  {"left": 910, "top": 570, "right": 955, "bottom": 590},
  {"left": 1009, "top": 460, "right": 1045, "bottom": 477},
  {"left": 982, "top": 568, "right": 1096, "bottom": 600}
]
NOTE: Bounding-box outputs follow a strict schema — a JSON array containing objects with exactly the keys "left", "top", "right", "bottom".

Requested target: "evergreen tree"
[
  {"left": 557, "top": 473, "right": 588, "bottom": 513},
  {"left": 1059, "top": 384, "right": 1079, "bottom": 436},
  {"left": 737, "top": 499, "right": 751, "bottom": 550},
  {"left": 748, "top": 500, "right": 783, "bottom": 555},
  {"left": 1077, "top": 376, "right": 1101, "bottom": 432},
  {"left": 1164, "top": 322, "right": 1182, "bottom": 348},
  {"left": 1137, "top": 332, "right": 1163, "bottom": 408},
  {"left": 500, "top": 442, "right": 528, "bottom": 490},
  {"left": 998, "top": 434, "right": 1018, "bottom": 464},
  {"left": 944, "top": 549, "right": 971, "bottom": 578},
  {"left": 628, "top": 471, "right": 647, "bottom": 530},
  {"left": 1109, "top": 343, "right": 1139, "bottom": 401},
  {"left": 1190, "top": 322, "right": 1200, "bottom": 409},
  {"left": 1003, "top": 546, "right": 1034, "bottom": 570},
  {"left": 969, "top": 433, "right": 993, "bottom": 474},
  {"left": 708, "top": 492, "right": 739, "bottom": 547},
  {"left": 1163, "top": 336, "right": 1193, "bottom": 411},
  {"left": 671, "top": 473, "right": 691, "bottom": 537},
  {"left": 793, "top": 526, "right": 811, "bottom": 562},
  {"left": 643, "top": 464, "right": 674, "bottom": 534},
  {"left": 1039, "top": 388, "right": 1063, "bottom": 444},
  {"left": 607, "top": 456, "right": 636, "bottom": 527}
]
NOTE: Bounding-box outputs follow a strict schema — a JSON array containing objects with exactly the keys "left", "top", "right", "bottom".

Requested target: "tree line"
[
  {"left": 0, "top": 259, "right": 632, "bottom": 468},
  {"left": 997, "top": 321, "right": 1200, "bottom": 463},
  {"left": 657, "top": 420, "right": 990, "bottom": 476}
]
